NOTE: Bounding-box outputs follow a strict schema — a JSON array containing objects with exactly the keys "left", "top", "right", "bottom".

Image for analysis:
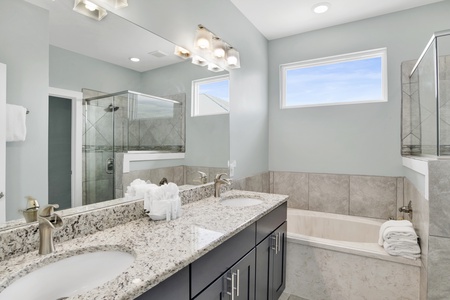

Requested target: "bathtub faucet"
[{"left": 399, "top": 201, "right": 413, "bottom": 219}]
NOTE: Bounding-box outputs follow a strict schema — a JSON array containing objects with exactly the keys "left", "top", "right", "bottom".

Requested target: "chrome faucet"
[
  {"left": 38, "top": 204, "right": 63, "bottom": 255},
  {"left": 399, "top": 200, "right": 413, "bottom": 219},
  {"left": 198, "top": 171, "right": 208, "bottom": 184},
  {"left": 214, "top": 173, "right": 231, "bottom": 197}
]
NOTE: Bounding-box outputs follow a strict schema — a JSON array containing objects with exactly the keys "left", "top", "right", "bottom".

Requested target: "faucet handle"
[
  {"left": 215, "top": 173, "right": 228, "bottom": 180},
  {"left": 40, "top": 204, "right": 60, "bottom": 217}
]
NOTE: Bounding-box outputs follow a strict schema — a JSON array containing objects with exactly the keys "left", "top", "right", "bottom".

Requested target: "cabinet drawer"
[
  {"left": 191, "top": 223, "right": 256, "bottom": 298},
  {"left": 256, "top": 202, "right": 287, "bottom": 245}
]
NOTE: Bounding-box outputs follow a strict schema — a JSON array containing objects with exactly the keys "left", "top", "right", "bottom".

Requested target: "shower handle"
[{"left": 106, "top": 158, "right": 114, "bottom": 174}]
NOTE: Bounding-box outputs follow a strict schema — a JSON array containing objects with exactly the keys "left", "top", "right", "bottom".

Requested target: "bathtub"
[{"left": 285, "top": 208, "right": 421, "bottom": 300}]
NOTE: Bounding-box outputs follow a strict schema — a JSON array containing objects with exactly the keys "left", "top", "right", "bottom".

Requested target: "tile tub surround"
[
  {"left": 270, "top": 171, "right": 402, "bottom": 220},
  {"left": 285, "top": 241, "right": 420, "bottom": 300},
  {"left": 0, "top": 190, "right": 288, "bottom": 299}
]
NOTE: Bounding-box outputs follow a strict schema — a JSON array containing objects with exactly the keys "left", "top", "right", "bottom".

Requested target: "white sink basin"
[
  {"left": 0, "top": 250, "right": 135, "bottom": 300},
  {"left": 220, "top": 197, "right": 263, "bottom": 207}
]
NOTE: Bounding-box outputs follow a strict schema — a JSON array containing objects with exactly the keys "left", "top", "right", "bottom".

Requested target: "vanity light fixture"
[
  {"left": 73, "top": 0, "right": 108, "bottom": 21},
  {"left": 194, "top": 26, "right": 212, "bottom": 50},
  {"left": 100, "top": 0, "right": 128, "bottom": 9},
  {"left": 191, "top": 55, "right": 208, "bottom": 67},
  {"left": 312, "top": 2, "right": 330, "bottom": 14},
  {"left": 174, "top": 46, "right": 191, "bottom": 59},
  {"left": 191, "top": 25, "right": 241, "bottom": 70},
  {"left": 226, "top": 47, "right": 240, "bottom": 69},
  {"left": 212, "top": 37, "right": 226, "bottom": 58},
  {"left": 208, "top": 62, "right": 224, "bottom": 72}
]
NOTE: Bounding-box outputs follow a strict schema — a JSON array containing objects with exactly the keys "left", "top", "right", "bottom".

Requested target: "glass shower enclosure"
[
  {"left": 402, "top": 30, "right": 450, "bottom": 156},
  {"left": 83, "top": 90, "right": 184, "bottom": 205}
]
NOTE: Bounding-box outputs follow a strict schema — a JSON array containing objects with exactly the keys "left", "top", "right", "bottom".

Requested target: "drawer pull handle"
[
  {"left": 226, "top": 271, "right": 237, "bottom": 300},
  {"left": 271, "top": 234, "right": 279, "bottom": 254},
  {"left": 236, "top": 269, "right": 240, "bottom": 297}
]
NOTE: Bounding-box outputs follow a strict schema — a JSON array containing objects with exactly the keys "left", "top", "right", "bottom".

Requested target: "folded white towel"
[
  {"left": 383, "top": 241, "right": 421, "bottom": 260},
  {"left": 378, "top": 220, "right": 413, "bottom": 246},
  {"left": 383, "top": 226, "right": 418, "bottom": 243},
  {"left": 6, "top": 104, "right": 27, "bottom": 142},
  {"left": 144, "top": 182, "right": 182, "bottom": 221}
]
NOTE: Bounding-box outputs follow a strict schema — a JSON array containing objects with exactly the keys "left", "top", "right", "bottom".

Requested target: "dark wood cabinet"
[
  {"left": 135, "top": 202, "right": 287, "bottom": 300},
  {"left": 194, "top": 249, "right": 256, "bottom": 300}
]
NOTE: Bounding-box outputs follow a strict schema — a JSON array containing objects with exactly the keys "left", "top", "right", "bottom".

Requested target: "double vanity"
[{"left": 0, "top": 189, "right": 287, "bottom": 300}]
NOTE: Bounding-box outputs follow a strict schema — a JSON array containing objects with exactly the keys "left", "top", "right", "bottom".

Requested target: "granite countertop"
[{"left": 0, "top": 190, "right": 287, "bottom": 300}]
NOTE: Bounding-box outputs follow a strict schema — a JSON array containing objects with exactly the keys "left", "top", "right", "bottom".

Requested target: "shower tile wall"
[
  {"left": 402, "top": 54, "right": 450, "bottom": 156},
  {"left": 128, "top": 93, "right": 185, "bottom": 152}
]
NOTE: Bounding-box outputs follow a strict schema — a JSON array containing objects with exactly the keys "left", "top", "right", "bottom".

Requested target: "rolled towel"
[
  {"left": 378, "top": 220, "right": 413, "bottom": 246},
  {"left": 383, "top": 241, "right": 421, "bottom": 260},
  {"left": 383, "top": 226, "right": 418, "bottom": 243}
]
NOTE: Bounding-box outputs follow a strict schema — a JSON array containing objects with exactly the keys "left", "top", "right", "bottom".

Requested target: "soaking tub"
[{"left": 285, "top": 208, "right": 421, "bottom": 300}]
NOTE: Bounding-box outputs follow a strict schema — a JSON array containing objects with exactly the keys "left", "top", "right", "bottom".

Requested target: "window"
[
  {"left": 192, "top": 75, "right": 230, "bottom": 117},
  {"left": 280, "top": 48, "right": 387, "bottom": 108}
]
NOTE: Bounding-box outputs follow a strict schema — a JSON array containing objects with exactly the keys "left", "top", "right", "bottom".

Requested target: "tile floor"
[{"left": 280, "top": 292, "right": 308, "bottom": 300}]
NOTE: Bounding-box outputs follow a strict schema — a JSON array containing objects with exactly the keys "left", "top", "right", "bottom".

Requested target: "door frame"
[
  {"left": 0, "top": 63, "right": 6, "bottom": 223},
  {"left": 48, "top": 87, "right": 83, "bottom": 208}
]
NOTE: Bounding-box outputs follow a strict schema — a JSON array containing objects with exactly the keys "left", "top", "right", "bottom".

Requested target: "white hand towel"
[
  {"left": 383, "top": 241, "right": 421, "bottom": 260},
  {"left": 378, "top": 220, "right": 413, "bottom": 246},
  {"left": 6, "top": 104, "right": 27, "bottom": 142}
]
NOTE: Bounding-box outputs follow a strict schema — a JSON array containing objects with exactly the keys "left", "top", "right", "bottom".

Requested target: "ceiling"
[
  {"left": 25, "top": 0, "right": 183, "bottom": 72},
  {"left": 230, "top": 0, "right": 445, "bottom": 40}
]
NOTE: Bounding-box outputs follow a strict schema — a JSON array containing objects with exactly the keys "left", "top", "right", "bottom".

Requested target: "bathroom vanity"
[{"left": 0, "top": 190, "right": 287, "bottom": 300}]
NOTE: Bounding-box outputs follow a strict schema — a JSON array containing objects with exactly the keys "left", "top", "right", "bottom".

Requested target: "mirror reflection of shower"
[{"left": 82, "top": 90, "right": 185, "bottom": 205}]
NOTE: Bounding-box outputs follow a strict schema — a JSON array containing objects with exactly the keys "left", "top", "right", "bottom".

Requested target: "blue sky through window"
[
  {"left": 285, "top": 57, "right": 383, "bottom": 107},
  {"left": 199, "top": 79, "right": 229, "bottom": 102}
]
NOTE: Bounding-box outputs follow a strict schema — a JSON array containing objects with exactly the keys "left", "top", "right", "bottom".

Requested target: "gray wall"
[
  {"left": 108, "top": 0, "right": 269, "bottom": 180},
  {"left": 0, "top": 0, "right": 49, "bottom": 220},
  {"left": 268, "top": 1, "right": 450, "bottom": 177},
  {"left": 50, "top": 46, "right": 142, "bottom": 92}
]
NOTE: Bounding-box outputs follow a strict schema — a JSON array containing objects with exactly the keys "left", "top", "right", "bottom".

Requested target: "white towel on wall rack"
[{"left": 6, "top": 104, "right": 27, "bottom": 142}]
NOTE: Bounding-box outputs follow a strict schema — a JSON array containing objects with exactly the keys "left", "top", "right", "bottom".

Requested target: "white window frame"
[
  {"left": 280, "top": 48, "right": 388, "bottom": 109},
  {"left": 191, "top": 74, "right": 230, "bottom": 117}
]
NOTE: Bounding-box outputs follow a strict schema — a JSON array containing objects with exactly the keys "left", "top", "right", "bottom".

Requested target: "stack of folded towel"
[
  {"left": 378, "top": 220, "right": 421, "bottom": 260},
  {"left": 124, "top": 178, "right": 182, "bottom": 221}
]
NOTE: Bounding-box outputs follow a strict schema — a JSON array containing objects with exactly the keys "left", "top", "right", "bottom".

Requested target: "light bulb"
[
  {"left": 197, "top": 38, "right": 209, "bottom": 49},
  {"left": 227, "top": 55, "right": 238, "bottom": 66},
  {"left": 84, "top": 1, "right": 97, "bottom": 11}
]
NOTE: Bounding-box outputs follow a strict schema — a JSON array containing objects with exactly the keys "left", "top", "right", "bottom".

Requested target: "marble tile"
[
  {"left": 428, "top": 160, "right": 450, "bottom": 238},
  {"left": 269, "top": 171, "right": 274, "bottom": 194},
  {"left": 278, "top": 293, "right": 290, "bottom": 300},
  {"left": 428, "top": 236, "right": 450, "bottom": 300},
  {"left": 349, "top": 175, "right": 397, "bottom": 219},
  {"left": 288, "top": 295, "right": 308, "bottom": 300},
  {"left": 148, "top": 167, "right": 175, "bottom": 185},
  {"left": 261, "top": 172, "right": 270, "bottom": 193},
  {"left": 285, "top": 241, "right": 420, "bottom": 300},
  {"left": 173, "top": 165, "right": 184, "bottom": 185},
  {"left": 273, "top": 172, "right": 308, "bottom": 209},
  {"left": 308, "top": 173, "right": 349, "bottom": 215},
  {"left": 244, "top": 173, "right": 266, "bottom": 192}
]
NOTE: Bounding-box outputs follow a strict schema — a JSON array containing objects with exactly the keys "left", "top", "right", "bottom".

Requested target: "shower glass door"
[{"left": 83, "top": 95, "right": 116, "bottom": 205}]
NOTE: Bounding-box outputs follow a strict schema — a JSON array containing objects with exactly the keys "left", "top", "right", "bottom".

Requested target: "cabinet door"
[
  {"left": 194, "top": 275, "right": 225, "bottom": 300},
  {"left": 272, "top": 222, "right": 287, "bottom": 300},
  {"left": 255, "top": 221, "right": 287, "bottom": 300},
  {"left": 226, "top": 249, "right": 255, "bottom": 300}
]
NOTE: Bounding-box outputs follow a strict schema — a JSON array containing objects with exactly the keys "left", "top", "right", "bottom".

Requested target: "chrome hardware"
[
  {"left": 106, "top": 157, "right": 114, "bottom": 174},
  {"left": 226, "top": 269, "right": 240, "bottom": 300},
  {"left": 38, "top": 204, "right": 63, "bottom": 255},
  {"left": 159, "top": 177, "right": 168, "bottom": 186},
  {"left": 0, "top": 192, "right": 4, "bottom": 199},
  {"left": 271, "top": 233, "right": 282, "bottom": 254},
  {"left": 399, "top": 200, "right": 413, "bottom": 219},
  {"left": 198, "top": 171, "right": 207, "bottom": 184},
  {"left": 214, "top": 173, "right": 230, "bottom": 197}
]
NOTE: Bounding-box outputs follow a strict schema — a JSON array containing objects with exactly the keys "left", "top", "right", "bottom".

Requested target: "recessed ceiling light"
[
  {"left": 312, "top": 2, "right": 330, "bottom": 14},
  {"left": 129, "top": 57, "right": 140, "bottom": 62}
]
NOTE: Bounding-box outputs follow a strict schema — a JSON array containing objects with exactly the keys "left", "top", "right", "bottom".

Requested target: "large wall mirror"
[{"left": 0, "top": 0, "right": 230, "bottom": 226}]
